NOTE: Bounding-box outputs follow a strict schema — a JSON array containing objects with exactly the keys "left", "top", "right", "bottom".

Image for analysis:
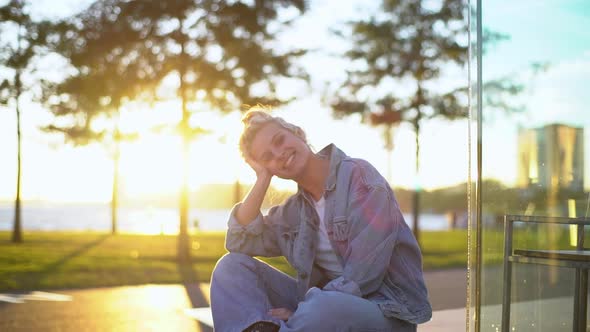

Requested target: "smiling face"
[{"left": 249, "top": 122, "right": 312, "bottom": 180}]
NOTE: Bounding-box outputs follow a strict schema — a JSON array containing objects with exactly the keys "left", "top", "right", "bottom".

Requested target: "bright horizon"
[{"left": 0, "top": 95, "right": 473, "bottom": 204}]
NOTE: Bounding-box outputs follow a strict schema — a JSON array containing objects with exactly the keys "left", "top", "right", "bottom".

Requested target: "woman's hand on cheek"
[{"left": 245, "top": 155, "right": 273, "bottom": 180}]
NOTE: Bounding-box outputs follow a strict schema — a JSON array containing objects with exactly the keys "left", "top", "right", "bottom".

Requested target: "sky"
[
  {"left": 479, "top": 0, "right": 590, "bottom": 188},
  {"left": 0, "top": 0, "right": 588, "bottom": 204}
]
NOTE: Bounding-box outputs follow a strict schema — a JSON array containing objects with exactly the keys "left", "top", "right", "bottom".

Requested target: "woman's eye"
[{"left": 276, "top": 135, "right": 284, "bottom": 145}]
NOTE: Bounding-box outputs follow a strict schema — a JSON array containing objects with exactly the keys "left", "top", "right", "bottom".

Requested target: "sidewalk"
[
  {"left": 0, "top": 284, "right": 211, "bottom": 332},
  {"left": 0, "top": 268, "right": 468, "bottom": 331},
  {"left": 420, "top": 268, "right": 467, "bottom": 331}
]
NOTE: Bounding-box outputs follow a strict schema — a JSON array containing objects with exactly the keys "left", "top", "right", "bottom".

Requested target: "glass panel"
[
  {"left": 467, "top": 1, "right": 480, "bottom": 332},
  {"left": 472, "top": 0, "right": 590, "bottom": 331}
]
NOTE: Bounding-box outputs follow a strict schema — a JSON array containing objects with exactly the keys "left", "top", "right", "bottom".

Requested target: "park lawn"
[
  {"left": 0, "top": 230, "right": 470, "bottom": 292},
  {"left": 420, "top": 230, "right": 469, "bottom": 269}
]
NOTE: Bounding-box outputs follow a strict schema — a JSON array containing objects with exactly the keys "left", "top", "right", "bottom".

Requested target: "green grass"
[
  {"left": 420, "top": 230, "right": 468, "bottom": 269},
  {"left": 0, "top": 230, "right": 472, "bottom": 292}
]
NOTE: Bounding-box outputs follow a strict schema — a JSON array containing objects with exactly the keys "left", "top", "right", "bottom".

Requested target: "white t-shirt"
[{"left": 313, "top": 196, "right": 343, "bottom": 279}]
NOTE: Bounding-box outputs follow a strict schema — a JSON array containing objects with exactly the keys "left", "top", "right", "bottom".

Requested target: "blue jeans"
[{"left": 210, "top": 253, "right": 416, "bottom": 332}]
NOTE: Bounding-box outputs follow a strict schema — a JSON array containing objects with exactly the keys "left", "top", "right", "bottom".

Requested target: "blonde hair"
[{"left": 239, "top": 106, "right": 307, "bottom": 160}]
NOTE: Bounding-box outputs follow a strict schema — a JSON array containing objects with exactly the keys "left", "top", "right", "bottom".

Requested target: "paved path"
[
  {"left": 0, "top": 268, "right": 468, "bottom": 331},
  {"left": 0, "top": 284, "right": 212, "bottom": 332},
  {"left": 423, "top": 268, "right": 467, "bottom": 311}
]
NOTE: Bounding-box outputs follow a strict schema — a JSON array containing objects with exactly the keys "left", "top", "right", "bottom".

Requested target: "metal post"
[
  {"left": 573, "top": 268, "right": 587, "bottom": 332},
  {"left": 574, "top": 222, "right": 587, "bottom": 332},
  {"left": 474, "top": 0, "right": 483, "bottom": 330},
  {"left": 501, "top": 216, "right": 513, "bottom": 332}
]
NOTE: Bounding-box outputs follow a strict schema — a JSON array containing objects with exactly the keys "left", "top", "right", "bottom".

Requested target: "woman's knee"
[
  {"left": 212, "top": 252, "right": 255, "bottom": 282},
  {"left": 292, "top": 289, "right": 355, "bottom": 326},
  {"left": 289, "top": 288, "right": 387, "bottom": 330}
]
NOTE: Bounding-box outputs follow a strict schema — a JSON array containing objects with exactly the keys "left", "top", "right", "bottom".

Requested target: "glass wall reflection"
[{"left": 474, "top": 1, "right": 590, "bottom": 331}]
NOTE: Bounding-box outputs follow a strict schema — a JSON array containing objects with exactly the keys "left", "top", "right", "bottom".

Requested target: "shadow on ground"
[
  {"left": 178, "top": 259, "right": 214, "bottom": 332},
  {"left": 0, "top": 235, "right": 111, "bottom": 309}
]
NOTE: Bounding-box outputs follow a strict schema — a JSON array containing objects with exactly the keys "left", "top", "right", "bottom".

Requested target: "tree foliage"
[
  {"left": 0, "top": 0, "right": 56, "bottom": 243},
  {"left": 70, "top": 0, "right": 310, "bottom": 110},
  {"left": 331, "top": 0, "right": 466, "bottom": 125},
  {"left": 0, "top": 0, "right": 54, "bottom": 106},
  {"left": 328, "top": 0, "right": 523, "bottom": 243},
  {"left": 43, "top": 0, "right": 309, "bottom": 259},
  {"left": 42, "top": 0, "right": 160, "bottom": 145}
]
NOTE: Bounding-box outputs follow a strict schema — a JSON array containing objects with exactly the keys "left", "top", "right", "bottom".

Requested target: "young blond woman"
[{"left": 210, "top": 109, "right": 432, "bottom": 332}]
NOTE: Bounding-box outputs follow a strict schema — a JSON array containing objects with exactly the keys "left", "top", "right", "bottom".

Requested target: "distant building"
[{"left": 517, "top": 123, "right": 584, "bottom": 192}]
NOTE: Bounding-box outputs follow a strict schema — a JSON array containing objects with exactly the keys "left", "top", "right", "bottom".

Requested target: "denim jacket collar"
[{"left": 296, "top": 144, "right": 348, "bottom": 199}]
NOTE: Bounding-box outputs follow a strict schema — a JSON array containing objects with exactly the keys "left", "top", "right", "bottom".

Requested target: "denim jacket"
[{"left": 226, "top": 144, "right": 432, "bottom": 324}]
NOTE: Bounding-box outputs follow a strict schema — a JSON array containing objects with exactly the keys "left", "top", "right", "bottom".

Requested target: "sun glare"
[
  {"left": 117, "top": 101, "right": 249, "bottom": 199},
  {"left": 22, "top": 142, "right": 113, "bottom": 203},
  {"left": 120, "top": 134, "right": 184, "bottom": 197}
]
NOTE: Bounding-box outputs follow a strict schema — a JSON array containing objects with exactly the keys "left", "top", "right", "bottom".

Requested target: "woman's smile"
[{"left": 284, "top": 151, "right": 295, "bottom": 169}]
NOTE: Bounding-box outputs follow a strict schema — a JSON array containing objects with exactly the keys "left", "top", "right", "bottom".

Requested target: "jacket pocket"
[
  {"left": 330, "top": 216, "right": 349, "bottom": 241},
  {"left": 280, "top": 230, "right": 298, "bottom": 260}
]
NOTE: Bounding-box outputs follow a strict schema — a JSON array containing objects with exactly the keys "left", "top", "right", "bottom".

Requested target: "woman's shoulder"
[
  {"left": 339, "top": 157, "right": 388, "bottom": 189},
  {"left": 341, "top": 156, "right": 374, "bottom": 169},
  {"left": 267, "top": 191, "right": 301, "bottom": 212}
]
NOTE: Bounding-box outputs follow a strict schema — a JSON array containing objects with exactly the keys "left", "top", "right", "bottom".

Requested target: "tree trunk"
[
  {"left": 412, "top": 184, "right": 420, "bottom": 244},
  {"left": 178, "top": 124, "right": 190, "bottom": 262},
  {"left": 11, "top": 73, "right": 22, "bottom": 243},
  {"left": 111, "top": 129, "right": 120, "bottom": 235},
  {"left": 384, "top": 124, "right": 393, "bottom": 184},
  {"left": 412, "top": 120, "right": 421, "bottom": 245},
  {"left": 177, "top": 56, "right": 191, "bottom": 262},
  {"left": 176, "top": 20, "right": 191, "bottom": 262}
]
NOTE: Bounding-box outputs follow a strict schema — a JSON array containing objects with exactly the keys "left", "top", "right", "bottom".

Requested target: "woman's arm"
[
  {"left": 235, "top": 172, "right": 272, "bottom": 225},
  {"left": 225, "top": 156, "right": 284, "bottom": 257},
  {"left": 235, "top": 156, "right": 272, "bottom": 225}
]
